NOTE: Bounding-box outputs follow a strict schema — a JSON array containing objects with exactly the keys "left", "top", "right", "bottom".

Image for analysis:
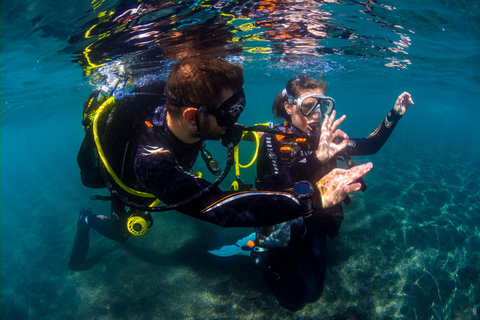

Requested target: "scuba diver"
[
  {"left": 69, "top": 57, "right": 372, "bottom": 270},
  {"left": 210, "top": 75, "right": 414, "bottom": 310}
]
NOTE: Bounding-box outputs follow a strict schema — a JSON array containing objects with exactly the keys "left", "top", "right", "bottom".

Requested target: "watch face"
[{"left": 294, "top": 181, "right": 313, "bottom": 198}]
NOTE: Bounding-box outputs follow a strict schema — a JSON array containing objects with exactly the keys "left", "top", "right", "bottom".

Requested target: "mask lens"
[
  {"left": 201, "top": 90, "right": 245, "bottom": 127},
  {"left": 300, "top": 97, "right": 319, "bottom": 116},
  {"left": 298, "top": 96, "right": 335, "bottom": 117},
  {"left": 321, "top": 98, "right": 334, "bottom": 116},
  {"left": 213, "top": 89, "right": 245, "bottom": 127}
]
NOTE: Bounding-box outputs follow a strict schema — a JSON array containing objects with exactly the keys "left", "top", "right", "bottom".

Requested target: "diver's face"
[
  {"left": 285, "top": 89, "right": 323, "bottom": 133},
  {"left": 198, "top": 87, "right": 235, "bottom": 140}
]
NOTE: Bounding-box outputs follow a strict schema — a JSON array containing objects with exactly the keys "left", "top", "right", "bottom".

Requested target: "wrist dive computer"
[{"left": 292, "top": 180, "right": 315, "bottom": 217}]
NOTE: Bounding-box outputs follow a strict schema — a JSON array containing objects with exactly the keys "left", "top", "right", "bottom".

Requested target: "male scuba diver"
[{"left": 69, "top": 57, "right": 372, "bottom": 270}]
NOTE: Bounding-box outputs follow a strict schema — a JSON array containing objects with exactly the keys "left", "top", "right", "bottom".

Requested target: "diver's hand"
[
  {"left": 394, "top": 92, "right": 414, "bottom": 116},
  {"left": 316, "top": 162, "right": 373, "bottom": 208},
  {"left": 316, "top": 110, "right": 349, "bottom": 163}
]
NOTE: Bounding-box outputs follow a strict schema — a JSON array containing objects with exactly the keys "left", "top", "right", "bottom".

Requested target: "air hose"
[
  {"left": 234, "top": 130, "right": 260, "bottom": 175},
  {"left": 92, "top": 96, "right": 157, "bottom": 200},
  {"left": 231, "top": 128, "right": 261, "bottom": 191}
]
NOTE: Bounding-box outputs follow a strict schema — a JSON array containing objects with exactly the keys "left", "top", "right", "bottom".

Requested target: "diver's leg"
[
  {"left": 253, "top": 247, "right": 306, "bottom": 311},
  {"left": 300, "top": 216, "right": 328, "bottom": 303},
  {"left": 87, "top": 197, "right": 131, "bottom": 243},
  {"left": 68, "top": 208, "right": 92, "bottom": 269},
  {"left": 67, "top": 197, "right": 132, "bottom": 270}
]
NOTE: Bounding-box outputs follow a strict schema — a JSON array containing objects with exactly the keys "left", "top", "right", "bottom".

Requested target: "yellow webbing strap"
[{"left": 92, "top": 96, "right": 157, "bottom": 200}]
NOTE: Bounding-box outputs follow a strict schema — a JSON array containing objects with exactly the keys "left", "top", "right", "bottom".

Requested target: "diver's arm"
[
  {"left": 134, "top": 146, "right": 371, "bottom": 227},
  {"left": 134, "top": 148, "right": 305, "bottom": 227},
  {"left": 342, "top": 92, "right": 414, "bottom": 156}
]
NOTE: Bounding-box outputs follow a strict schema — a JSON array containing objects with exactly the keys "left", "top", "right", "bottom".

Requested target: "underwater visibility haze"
[{"left": 1, "top": 0, "right": 480, "bottom": 319}]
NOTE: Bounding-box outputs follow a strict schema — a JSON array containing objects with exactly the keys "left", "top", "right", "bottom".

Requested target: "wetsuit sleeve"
[
  {"left": 134, "top": 147, "right": 304, "bottom": 227},
  {"left": 342, "top": 108, "right": 403, "bottom": 156}
]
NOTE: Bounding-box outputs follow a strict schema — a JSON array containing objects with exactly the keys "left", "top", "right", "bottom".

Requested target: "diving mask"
[
  {"left": 288, "top": 92, "right": 335, "bottom": 118},
  {"left": 198, "top": 89, "right": 246, "bottom": 127}
]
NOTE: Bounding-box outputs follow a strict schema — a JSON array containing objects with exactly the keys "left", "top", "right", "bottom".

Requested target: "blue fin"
[{"left": 208, "top": 233, "right": 256, "bottom": 257}]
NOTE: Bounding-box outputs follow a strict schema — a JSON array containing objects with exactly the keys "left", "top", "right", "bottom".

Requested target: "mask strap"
[
  {"left": 283, "top": 88, "right": 295, "bottom": 104},
  {"left": 194, "top": 110, "right": 202, "bottom": 138}
]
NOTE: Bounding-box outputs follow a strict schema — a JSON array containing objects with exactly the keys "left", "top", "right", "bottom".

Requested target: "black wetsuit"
[
  {"left": 83, "top": 99, "right": 310, "bottom": 244},
  {"left": 253, "top": 109, "right": 403, "bottom": 310},
  {"left": 133, "top": 105, "right": 307, "bottom": 227}
]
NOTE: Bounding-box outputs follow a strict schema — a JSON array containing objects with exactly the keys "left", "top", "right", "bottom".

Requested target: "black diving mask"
[
  {"left": 198, "top": 89, "right": 246, "bottom": 128},
  {"left": 288, "top": 92, "right": 335, "bottom": 118}
]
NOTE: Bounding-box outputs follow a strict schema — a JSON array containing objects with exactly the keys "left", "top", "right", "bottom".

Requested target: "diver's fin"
[
  {"left": 208, "top": 233, "right": 256, "bottom": 257},
  {"left": 68, "top": 209, "right": 91, "bottom": 270}
]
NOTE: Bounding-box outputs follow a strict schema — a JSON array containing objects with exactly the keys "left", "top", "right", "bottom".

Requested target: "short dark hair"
[
  {"left": 272, "top": 75, "right": 327, "bottom": 121},
  {"left": 165, "top": 56, "right": 244, "bottom": 115}
]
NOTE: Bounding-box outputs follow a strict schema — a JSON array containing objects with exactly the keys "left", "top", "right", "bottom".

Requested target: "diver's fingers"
[
  {"left": 326, "top": 111, "right": 337, "bottom": 130},
  {"left": 395, "top": 93, "right": 403, "bottom": 106},
  {"left": 333, "top": 129, "right": 349, "bottom": 141},
  {"left": 395, "top": 92, "right": 414, "bottom": 114},
  {"left": 402, "top": 92, "right": 414, "bottom": 106},
  {"left": 322, "top": 114, "right": 332, "bottom": 131},
  {"left": 331, "top": 114, "right": 346, "bottom": 132},
  {"left": 343, "top": 182, "right": 362, "bottom": 195},
  {"left": 332, "top": 137, "right": 348, "bottom": 153},
  {"left": 345, "top": 162, "right": 373, "bottom": 182},
  {"left": 329, "top": 110, "right": 336, "bottom": 122},
  {"left": 398, "top": 92, "right": 410, "bottom": 106}
]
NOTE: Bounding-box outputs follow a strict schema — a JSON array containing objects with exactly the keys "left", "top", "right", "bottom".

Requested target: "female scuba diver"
[{"left": 210, "top": 75, "right": 414, "bottom": 310}]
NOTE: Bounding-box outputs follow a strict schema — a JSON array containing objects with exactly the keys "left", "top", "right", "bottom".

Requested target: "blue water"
[{"left": 1, "top": 0, "right": 480, "bottom": 319}]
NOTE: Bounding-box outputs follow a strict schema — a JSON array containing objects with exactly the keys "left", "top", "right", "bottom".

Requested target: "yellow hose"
[
  {"left": 92, "top": 97, "right": 157, "bottom": 199},
  {"left": 234, "top": 131, "right": 260, "bottom": 177}
]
